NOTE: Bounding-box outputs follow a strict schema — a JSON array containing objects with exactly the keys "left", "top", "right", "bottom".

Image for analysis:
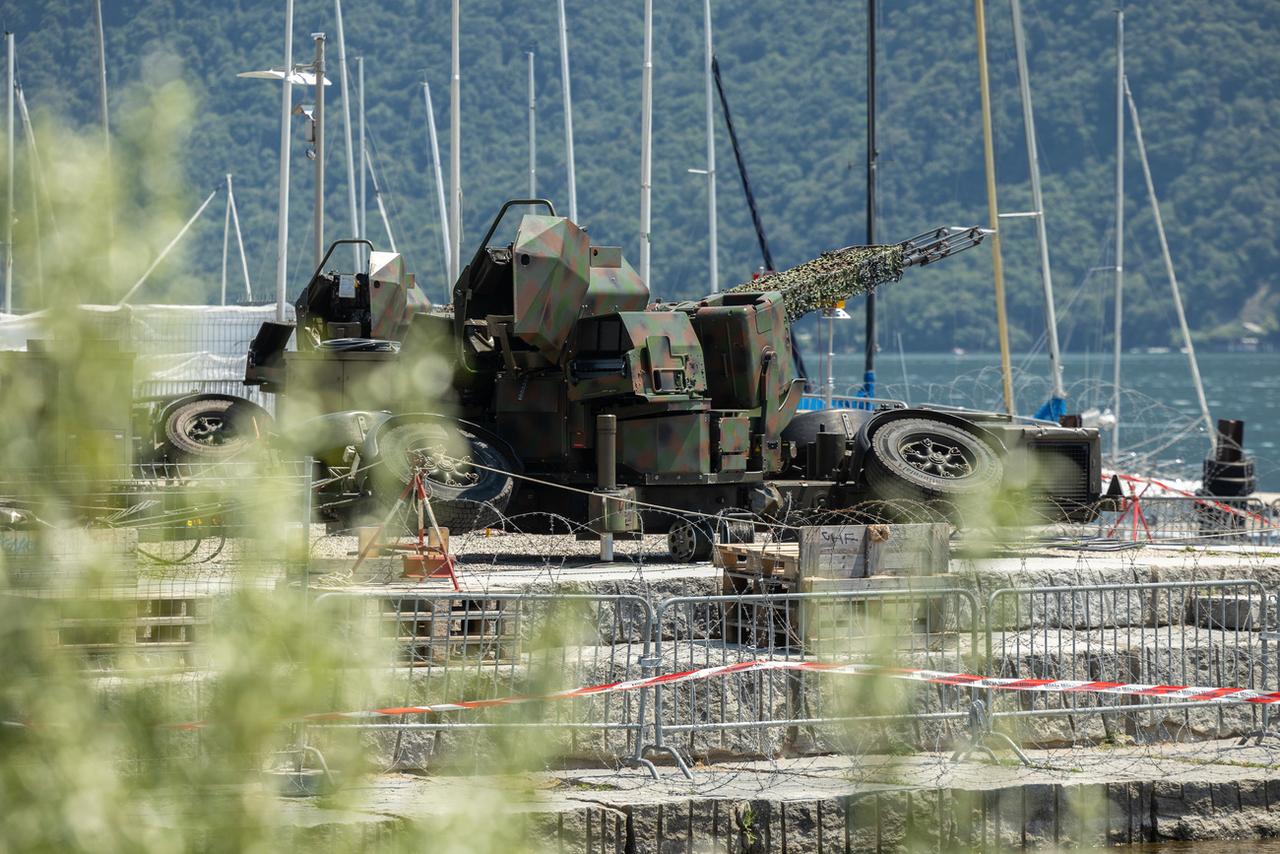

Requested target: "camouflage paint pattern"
[
  {"left": 510, "top": 216, "right": 650, "bottom": 364},
  {"left": 723, "top": 243, "right": 906, "bottom": 322},
  {"left": 713, "top": 414, "right": 750, "bottom": 472},
  {"left": 510, "top": 215, "right": 592, "bottom": 362},
  {"left": 618, "top": 412, "right": 710, "bottom": 477}
]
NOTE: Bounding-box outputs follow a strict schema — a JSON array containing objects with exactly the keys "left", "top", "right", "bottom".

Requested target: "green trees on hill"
[{"left": 2, "top": 0, "right": 1276, "bottom": 353}]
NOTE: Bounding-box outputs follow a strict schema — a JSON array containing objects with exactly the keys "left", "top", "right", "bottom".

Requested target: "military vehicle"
[{"left": 246, "top": 200, "right": 1102, "bottom": 558}]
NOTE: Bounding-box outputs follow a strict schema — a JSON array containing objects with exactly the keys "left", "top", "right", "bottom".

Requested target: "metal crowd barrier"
[
  {"left": 306, "top": 591, "right": 661, "bottom": 775},
  {"left": 1093, "top": 494, "right": 1279, "bottom": 545},
  {"left": 643, "top": 588, "right": 980, "bottom": 774},
  {"left": 985, "top": 579, "right": 1273, "bottom": 746}
]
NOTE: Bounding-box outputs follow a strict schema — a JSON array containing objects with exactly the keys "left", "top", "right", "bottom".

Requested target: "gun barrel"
[{"left": 725, "top": 225, "right": 988, "bottom": 323}]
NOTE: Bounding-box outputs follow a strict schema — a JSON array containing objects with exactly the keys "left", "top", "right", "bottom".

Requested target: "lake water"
[{"left": 818, "top": 351, "right": 1280, "bottom": 491}]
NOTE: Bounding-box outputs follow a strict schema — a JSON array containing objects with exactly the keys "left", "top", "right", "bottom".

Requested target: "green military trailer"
[{"left": 247, "top": 200, "right": 1102, "bottom": 559}]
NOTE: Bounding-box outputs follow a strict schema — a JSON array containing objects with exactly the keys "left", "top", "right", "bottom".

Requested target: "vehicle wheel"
[
  {"left": 668, "top": 520, "right": 714, "bottom": 563},
  {"left": 371, "top": 420, "right": 515, "bottom": 533},
  {"left": 161, "top": 398, "right": 272, "bottom": 463},
  {"left": 864, "top": 418, "right": 1002, "bottom": 503}
]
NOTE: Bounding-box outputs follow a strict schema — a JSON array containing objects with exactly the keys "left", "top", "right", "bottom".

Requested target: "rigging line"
[
  {"left": 117, "top": 185, "right": 220, "bottom": 305},
  {"left": 364, "top": 126, "right": 412, "bottom": 248}
]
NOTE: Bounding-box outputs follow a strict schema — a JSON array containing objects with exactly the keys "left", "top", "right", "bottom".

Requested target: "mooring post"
[{"left": 597, "top": 413, "right": 617, "bottom": 562}]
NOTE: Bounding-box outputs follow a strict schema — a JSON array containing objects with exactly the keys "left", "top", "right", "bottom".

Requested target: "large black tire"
[
  {"left": 864, "top": 418, "right": 1002, "bottom": 504},
  {"left": 161, "top": 397, "right": 272, "bottom": 463},
  {"left": 369, "top": 420, "right": 515, "bottom": 533}
]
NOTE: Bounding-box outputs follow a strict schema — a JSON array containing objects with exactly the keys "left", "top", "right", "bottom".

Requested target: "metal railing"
[
  {"left": 645, "top": 587, "right": 979, "bottom": 772},
  {"left": 985, "top": 579, "right": 1273, "bottom": 745},
  {"left": 1091, "top": 494, "right": 1279, "bottom": 545},
  {"left": 306, "top": 591, "right": 662, "bottom": 775}
]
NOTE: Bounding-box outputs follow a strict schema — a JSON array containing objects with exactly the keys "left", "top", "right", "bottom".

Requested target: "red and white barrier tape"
[{"left": 281, "top": 659, "right": 1280, "bottom": 727}]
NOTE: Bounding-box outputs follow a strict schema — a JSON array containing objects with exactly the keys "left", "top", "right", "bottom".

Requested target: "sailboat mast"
[
  {"left": 274, "top": 0, "right": 295, "bottom": 322},
  {"left": 312, "top": 33, "right": 325, "bottom": 269},
  {"left": 527, "top": 51, "right": 537, "bottom": 198},
  {"left": 92, "top": 0, "right": 109, "bottom": 160},
  {"left": 221, "top": 173, "right": 232, "bottom": 306},
  {"left": 334, "top": 0, "right": 360, "bottom": 270},
  {"left": 863, "top": 0, "right": 877, "bottom": 396},
  {"left": 4, "top": 32, "right": 12, "bottom": 314},
  {"left": 557, "top": 0, "right": 577, "bottom": 222},
  {"left": 1125, "top": 77, "right": 1215, "bottom": 450},
  {"left": 974, "top": 0, "right": 1015, "bottom": 414},
  {"left": 1111, "top": 10, "right": 1125, "bottom": 461},
  {"left": 423, "top": 79, "right": 450, "bottom": 288},
  {"left": 1009, "top": 0, "right": 1066, "bottom": 407},
  {"left": 702, "top": 0, "right": 718, "bottom": 293},
  {"left": 449, "top": 0, "right": 461, "bottom": 284},
  {"left": 357, "top": 56, "right": 366, "bottom": 251},
  {"left": 638, "top": 0, "right": 653, "bottom": 284}
]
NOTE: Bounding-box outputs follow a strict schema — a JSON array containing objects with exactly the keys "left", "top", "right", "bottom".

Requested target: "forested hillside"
[{"left": 3, "top": 0, "right": 1277, "bottom": 355}]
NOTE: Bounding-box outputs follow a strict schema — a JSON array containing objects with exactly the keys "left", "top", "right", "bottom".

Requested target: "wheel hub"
[
  {"left": 409, "top": 445, "right": 480, "bottom": 488},
  {"left": 187, "top": 415, "right": 229, "bottom": 446},
  {"left": 900, "top": 436, "right": 973, "bottom": 479}
]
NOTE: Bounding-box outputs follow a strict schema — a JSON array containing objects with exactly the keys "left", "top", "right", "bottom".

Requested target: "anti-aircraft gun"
[{"left": 249, "top": 199, "right": 1102, "bottom": 553}]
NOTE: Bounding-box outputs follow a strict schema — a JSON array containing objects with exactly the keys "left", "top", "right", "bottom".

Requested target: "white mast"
[
  {"left": 221, "top": 173, "right": 232, "bottom": 305},
  {"left": 423, "top": 79, "right": 450, "bottom": 284},
  {"left": 557, "top": 0, "right": 577, "bottom": 222},
  {"left": 4, "top": 32, "right": 13, "bottom": 314},
  {"left": 311, "top": 32, "right": 325, "bottom": 269},
  {"left": 92, "top": 0, "right": 109, "bottom": 160},
  {"left": 227, "top": 175, "right": 252, "bottom": 301},
  {"left": 273, "top": 0, "right": 295, "bottom": 322},
  {"left": 527, "top": 51, "right": 536, "bottom": 198},
  {"left": 702, "top": 0, "right": 718, "bottom": 292},
  {"left": 1125, "top": 77, "right": 1214, "bottom": 450},
  {"left": 365, "top": 148, "right": 398, "bottom": 252},
  {"left": 1111, "top": 10, "right": 1125, "bottom": 461},
  {"left": 449, "top": 0, "right": 461, "bottom": 284},
  {"left": 638, "top": 0, "right": 653, "bottom": 284},
  {"left": 357, "top": 56, "right": 366, "bottom": 251},
  {"left": 975, "top": 0, "right": 1014, "bottom": 414},
  {"left": 1009, "top": 0, "right": 1065, "bottom": 404},
  {"left": 334, "top": 0, "right": 360, "bottom": 270}
]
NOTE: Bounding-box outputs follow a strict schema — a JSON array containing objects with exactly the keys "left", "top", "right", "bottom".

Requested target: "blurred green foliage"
[{"left": 0, "top": 0, "right": 1275, "bottom": 356}]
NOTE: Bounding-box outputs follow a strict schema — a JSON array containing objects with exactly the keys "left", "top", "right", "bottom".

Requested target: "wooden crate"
[{"left": 797, "top": 523, "right": 949, "bottom": 580}]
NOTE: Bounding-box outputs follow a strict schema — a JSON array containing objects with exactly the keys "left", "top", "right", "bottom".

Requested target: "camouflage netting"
[{"left": 726, "top": 244, "right": 906, "bottom": 322}]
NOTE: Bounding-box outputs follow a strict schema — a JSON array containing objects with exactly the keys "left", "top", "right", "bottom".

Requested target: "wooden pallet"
[
  {"left": 714, "top": 543, "right": 799, "bottom": 578},
  {"left": 40, "top": 593, "right": 209, "bottom": 668},
  {"left": 377, "top": 597, "right": 518, "bottom": 664}
]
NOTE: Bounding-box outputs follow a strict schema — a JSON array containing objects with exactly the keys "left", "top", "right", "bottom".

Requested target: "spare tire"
[
  {"left": 369, "top": 419, "right": 515, "bottom": 533},
  {"left": 864, "top": 418, "right": 1002, "bottom": 503},
  {"left": 161, "top": 397, "right": 273, "bottom": 463}
]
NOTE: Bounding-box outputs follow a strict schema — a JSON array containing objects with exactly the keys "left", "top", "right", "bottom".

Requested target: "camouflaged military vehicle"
[{"left": 247, "top": 200, "right": 1102, "bottom": 558}]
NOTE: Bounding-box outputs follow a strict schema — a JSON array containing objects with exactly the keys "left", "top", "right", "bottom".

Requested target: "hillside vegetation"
[{"left": 3, "top": 0, "right": 1277, "bottom": 356}]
